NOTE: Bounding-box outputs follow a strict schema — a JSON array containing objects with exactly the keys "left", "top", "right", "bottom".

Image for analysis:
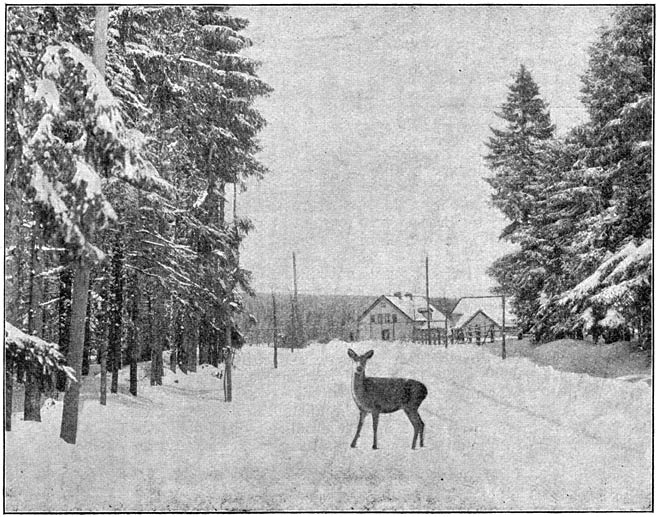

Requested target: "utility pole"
[
  {"left": 501, "top": 295, "right": 506, "bottom": 360},
  {"left": 289, "top": 295, "right": 295, "bottom": 352},
  {"left": 425, "top": 256, "right": 431, "bottom": 346},
  {"left": 291, "top": 251, "right": 300, "bottom": 350},
  {"left": 272, "top": 291, "right": 278, "bottom": 369}
]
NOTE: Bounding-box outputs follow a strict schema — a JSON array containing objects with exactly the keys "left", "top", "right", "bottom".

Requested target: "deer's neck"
[{"left": 351, "top": 370, "right": 368, "bottom": 406}]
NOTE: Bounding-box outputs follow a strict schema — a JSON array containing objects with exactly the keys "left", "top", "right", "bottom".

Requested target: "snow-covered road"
[{"left": 5, "top": 341, "right": 651, "bottom": 511}]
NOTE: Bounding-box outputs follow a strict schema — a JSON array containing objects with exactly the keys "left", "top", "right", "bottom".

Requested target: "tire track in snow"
[
  {"left": 416, "top": 376, "right": 649, "bottom": 510},
  {"left": 421, "top": 377, "right": 644, "bottom": 455}
]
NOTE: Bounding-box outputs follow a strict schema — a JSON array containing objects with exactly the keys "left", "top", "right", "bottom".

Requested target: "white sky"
[{"left": 232, "top": 5, "right": 613, "bottom": 297}]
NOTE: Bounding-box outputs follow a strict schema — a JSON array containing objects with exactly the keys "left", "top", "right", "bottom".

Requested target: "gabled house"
[
  {"left": 357, "top": 293, "right": 447, "bottom": 341},
  {"left": 450, "top": 296, "right": 517, "bottom": 343}
]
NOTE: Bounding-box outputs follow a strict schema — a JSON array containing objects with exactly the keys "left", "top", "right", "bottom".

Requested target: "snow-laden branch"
[{"left": 5, "top": 322, "right": 76, "bottom": 381}]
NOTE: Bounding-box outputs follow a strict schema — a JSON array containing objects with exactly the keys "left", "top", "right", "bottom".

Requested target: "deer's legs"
[
  {"left": 405, "top": 408, "right": 425, "bottom": 449},
  {"left": 372, "top": 411, "right": 379, "bottom": 449},
  {"left": 351, "top": 410, "right": 366, "bottom": 448}
]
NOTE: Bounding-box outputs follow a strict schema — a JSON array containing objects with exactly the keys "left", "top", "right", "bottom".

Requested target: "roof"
[
  {"left": 360, "top": 294, "right": 447, "bottom": 327},
  {"left": 451, "top": 297, "right": 517, "bottom": 328}
]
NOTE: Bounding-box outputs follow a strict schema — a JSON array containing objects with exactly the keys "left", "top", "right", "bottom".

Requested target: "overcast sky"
[{"left": 232, "top": 5, "right": 613, "bottom": 298}]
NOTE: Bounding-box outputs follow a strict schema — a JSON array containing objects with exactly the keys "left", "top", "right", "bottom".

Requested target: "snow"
[
  {"left": 73, "top": 160, "right": 101, "bottom": 198},
  {"left": 30, "top": 79, "right": 61, "bottom": 114},
  {"left": 5, "top": 322, "right": 75, "bottom": 380},
  {"left": 608, "top": 239, "right": 651, "bottom": 280},
  {"left": 600, "top": 307, "right": 626, "bottom": 328},
  {"left": 5, "top": 340, "right": 650, "bottom": 511}
]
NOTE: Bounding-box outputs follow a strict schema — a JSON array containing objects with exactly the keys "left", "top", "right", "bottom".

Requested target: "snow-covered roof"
[
  {"left": 383, "top": 295, "right": 445, "bottom": 325},
  {"left": 451, "top": 297, "right": 517, "bottom": 328},
  {"left": 381, "top": 295, "right": 447, "bottom": 327}
]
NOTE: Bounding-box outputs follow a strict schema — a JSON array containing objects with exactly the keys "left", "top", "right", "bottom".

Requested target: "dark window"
[
  {"left": 393, "top": 314, "right": 397, "bottom": 323},
  {"left": 370, "top": 315, "right": 375, "bottom": 323}
]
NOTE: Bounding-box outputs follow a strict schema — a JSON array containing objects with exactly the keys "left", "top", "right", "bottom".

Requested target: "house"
[
  {"left": 357, "top": 293, "right": 447, "bottom": 341},
  {"left": 450, "top": 296, "right": 518, "bottom": 343}
]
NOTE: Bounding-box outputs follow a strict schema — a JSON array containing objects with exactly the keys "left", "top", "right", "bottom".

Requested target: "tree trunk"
[
  {"left": 187, "top": 314, "right": 198, "bottom": 373},
  {"left": 170, "top": 309, "right": 181, "bottom": 373},
  {"left": 224, "top": 326, "right": 233, "bottom": 402},
  {"left": 126, "top": 274, "right": 139, "bottom": 396},
  {"left": 82, "top": 288, "right": 92, "bottom": 376},
  {"left": 150, "top": 293, "right": 164, "bottom": 386},
  {"left": 178, "top": 320, "right": 188, "bottom": 374},
  {"left": 24, "top": 225, "right": 44, "bottom": 422},
  {"left": 60, "top": 7, "right": 107, "bottom": 440},
  {"left": 56, "top": 258, "right": 72, "bottom": 391},
  {"left": 198, "top": 316, "right": 209, "bottom": 365},
  {"left": 5, "top": 362, "right": 13, "bottom": 431},
  {"left": 99, "top": 280, "right": 109, "bottom": 405},
  {"left": 127, "top": 319, "right": 138, "bottom": 395},
  {"left": 60, "top": 257, "right": 91, "bottom": 444},
  {"left": 109, "top": 234, "right": 123, "bottom": 393}
]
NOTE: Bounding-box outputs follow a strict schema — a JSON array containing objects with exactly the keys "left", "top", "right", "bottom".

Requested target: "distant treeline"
[{"left": 239, "top": 293, "right": 459, "bottom": 345}]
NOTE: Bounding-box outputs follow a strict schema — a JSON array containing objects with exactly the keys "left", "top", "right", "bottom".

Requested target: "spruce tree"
[
  {"left": 484, "top": 65, "right": 556, "bottom": 333},
  {"left": 485, "top": 65, "right": 555, "bottom": 229},
  {"left": 541, "top": 6, "right": 652, "bottom": 346}
]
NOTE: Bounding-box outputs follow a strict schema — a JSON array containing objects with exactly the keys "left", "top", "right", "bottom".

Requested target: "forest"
[
  {"left": 5, "top": 6, "right": 271, "bottom": 441},
  {"left": 484, "top": 6, "right": 652, "bottom": 348}
]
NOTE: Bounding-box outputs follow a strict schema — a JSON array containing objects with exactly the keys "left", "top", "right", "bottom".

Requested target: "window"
[
  {"left": 384, "top": 314, "right": 390, "bottom": 323},
  {"left": 370, "top": 315, "right": 375, "bottom": 323},
  {"left": 377, "top": 314, "right": 383, "bottom": 324},
  {"left": 392, "top": 314, "right": 397, "bottom": 323}
]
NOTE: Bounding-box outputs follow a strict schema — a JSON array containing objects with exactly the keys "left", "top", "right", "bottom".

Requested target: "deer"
[{"left": 347, "top": 348, "right": 428, "bottom": 450}]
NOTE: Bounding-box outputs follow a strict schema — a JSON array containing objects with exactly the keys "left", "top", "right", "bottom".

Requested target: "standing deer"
[{"left": 347, "top": 348, "right": 427, "bottom": 449}]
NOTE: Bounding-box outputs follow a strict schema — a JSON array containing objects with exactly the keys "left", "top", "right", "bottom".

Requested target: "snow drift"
[{"left": 5, "top": 340, "right": 651, "bottom": 511}]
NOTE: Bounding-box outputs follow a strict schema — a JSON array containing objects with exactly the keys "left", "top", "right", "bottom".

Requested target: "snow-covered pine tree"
[
  {"left": 7, "top": 5, "right": 164, "bottom": 443},
  {"left": 5, "top": 322, "right": 77, "bottom": 431},
  {"left": 114, "top": 7, "right": 270, "bottom": 379},
  {"left": 539, "top": 6, "right": 652, "bottom": 346},
  {"left": 484, "top": 65, "right": 556, "bottom": 333}
]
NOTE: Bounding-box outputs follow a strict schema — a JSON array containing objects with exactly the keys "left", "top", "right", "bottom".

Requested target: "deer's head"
[{"left": 347, "top": 348, "right": 374, "bottom": 375}]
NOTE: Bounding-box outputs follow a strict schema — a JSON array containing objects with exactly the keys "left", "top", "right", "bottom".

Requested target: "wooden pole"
[
  {"left": 501, "top": 295, "right": 507, "bottom": 359},
  {"left": 292, "top": 251, "right": 299, "bottom": 349},
  {"left": 289, "top": 295, "right": 295, "bottom": 352},
  {"left": 425, "top": 257, "right": 431, "bottom": 345},
  {"left": 272, "top": 291, "right": 278, "bottom": 369}
]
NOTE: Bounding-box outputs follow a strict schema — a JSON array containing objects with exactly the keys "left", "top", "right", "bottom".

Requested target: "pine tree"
[
  {"left": 484, "top": 65, "right": 556, "bottom": 333},
  {"left": 7, "top": 5, "right": 163, "bottom": 443},
  {"left": 540, "top": 6, "right": 653, "bottom": 346},
  {"left": 113, "top": 7, "right": 270, "bottom": 379},
  {"left": 485, "top": 65, "right": 555, "bottom": 228}
]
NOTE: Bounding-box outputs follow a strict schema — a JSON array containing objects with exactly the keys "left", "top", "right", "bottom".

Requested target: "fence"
[{"left": 411, "top": 325, "right": 518, "bottom": 346}]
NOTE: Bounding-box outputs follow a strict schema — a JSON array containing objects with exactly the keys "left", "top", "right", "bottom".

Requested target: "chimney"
[{"left": 393, "top": 291, "right": 402, "bottom": 298}]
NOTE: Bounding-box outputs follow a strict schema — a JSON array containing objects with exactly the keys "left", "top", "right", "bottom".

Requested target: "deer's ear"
[
  {"left": 347, "top": 349, "right": 358, "bottom": 360},
  {"left": 364, "top": 350, "right": 374, "bottom": 359}
]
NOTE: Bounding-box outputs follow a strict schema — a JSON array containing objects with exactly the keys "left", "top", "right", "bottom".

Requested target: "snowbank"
[{"left": 5, "top": 340, "right": 651, "bottom": 511}]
